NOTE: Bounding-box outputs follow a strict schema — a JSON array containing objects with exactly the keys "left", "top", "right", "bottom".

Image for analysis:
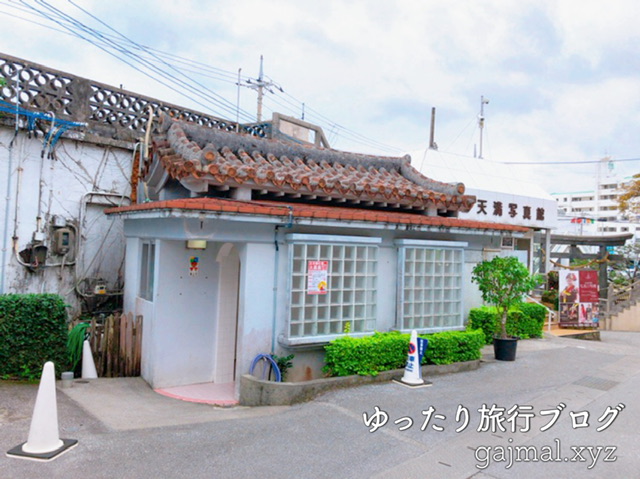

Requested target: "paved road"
[{"left": 1, "top": 331, "right": 639, "bottom": 479}]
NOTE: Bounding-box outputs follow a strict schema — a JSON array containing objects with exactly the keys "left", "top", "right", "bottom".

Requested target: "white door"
[{"left": 213, "top": 243, "right": 240, "bottom": 383}]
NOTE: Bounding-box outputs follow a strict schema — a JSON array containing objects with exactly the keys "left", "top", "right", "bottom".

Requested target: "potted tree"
[{"left": 471, "top": 256, "right": 542, "bottom": 361}]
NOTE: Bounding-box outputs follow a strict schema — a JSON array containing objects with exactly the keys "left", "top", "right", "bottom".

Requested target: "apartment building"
[
  {"left": 552, "top": 179, "right": 631, "bottom": 221},
  {"left": 552, "top": 178, "right": 640, "bottom": 239}
]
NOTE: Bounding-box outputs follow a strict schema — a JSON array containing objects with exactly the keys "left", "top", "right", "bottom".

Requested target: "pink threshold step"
[{"left": 155, "top": 381, "right": 238, "bottom": 406}]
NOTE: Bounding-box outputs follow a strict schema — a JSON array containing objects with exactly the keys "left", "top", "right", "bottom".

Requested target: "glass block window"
[
  {"left": 288, "top": 240, "right": 378, "bottom": 339},
  {"left": 398, "top": 245, "right": 464, "bottom": 331},
  {"left": 139, "top": 241, "right": 155, "bottom": 301}
]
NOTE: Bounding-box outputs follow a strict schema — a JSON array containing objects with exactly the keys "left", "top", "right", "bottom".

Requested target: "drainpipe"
[
  {"left": 1, "top": 132, "right": 18, "bottom": 294},
  {"left": 2, "top": 77, "right": 21, "bottom": 292},
  {"left": 270, "top": 206, "right": 294, "bottom": 354},
  {"left": 11, "top": 155, "right": 28, "bottom": 268}
]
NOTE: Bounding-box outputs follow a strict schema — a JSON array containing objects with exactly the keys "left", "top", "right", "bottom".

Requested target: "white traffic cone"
[
  {"left": 81, "top": 340, "right": 98, "bottom": 379},
  {"left": 6, "top": 361, "right": 77, "bottom": 461},
  {"left": 400, "top": 330, "right": 424, "bottom": 385}
]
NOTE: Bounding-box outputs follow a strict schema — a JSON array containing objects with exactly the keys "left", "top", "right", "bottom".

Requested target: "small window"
[
  {"left": 397, "top": 241, "right": 466, "bottom": 332},
  {"left": 139, "top": 241, "right": 156, "bottom": 301},
  {"left": 287, "top": 235, "right": 379, "bottom": 340}
]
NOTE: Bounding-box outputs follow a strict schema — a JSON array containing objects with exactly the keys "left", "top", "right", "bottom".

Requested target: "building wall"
[
  {"left": 236, "top": 242, "right": 276, "bottom": 386},
  {"left": 0, "top": 127, "right": 132, "bottom": 316},
  {"left": 123, "top": 215, "right": 523, "bottom": 388},
  {"left": 552, "top": 177, "right": 637, "bottom": 222},
  {"left": 123, "top": 238, "right": 155, "bottom": 381},
  {"left": 142, "top": 239, "right": 219, "bottom": 388},
  {"left": 123, "top": 217, "right": 280, "bottom": 389},
  {"left": 277, "top": 228, "right": 521, "bottom": 381}
]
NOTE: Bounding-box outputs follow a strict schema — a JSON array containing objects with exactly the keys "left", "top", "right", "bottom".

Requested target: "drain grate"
[{"left": 573, "top": 376, "right": 619, "bottom": 391}]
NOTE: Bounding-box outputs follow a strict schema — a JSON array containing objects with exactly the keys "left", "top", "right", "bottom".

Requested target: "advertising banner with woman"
[{"left": 558, "top": 269, "right": 599, "bottom": 327}]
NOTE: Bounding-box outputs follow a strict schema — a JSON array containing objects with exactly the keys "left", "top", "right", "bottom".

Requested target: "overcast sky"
[{"left": 2, "top": 0, "right": 639, "bottom": 195}]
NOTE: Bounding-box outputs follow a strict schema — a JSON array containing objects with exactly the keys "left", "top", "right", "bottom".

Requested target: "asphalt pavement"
[{"left": 1, "top": 331, "right": 640, "bottom": 479}]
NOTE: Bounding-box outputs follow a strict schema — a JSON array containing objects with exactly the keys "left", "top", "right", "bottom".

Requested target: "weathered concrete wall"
[
  {"left": 0, "top": 126, "right": 132, "bottom": 317},
  {"left": 240, "top": 360, "right": 481, "bottom": 406}
]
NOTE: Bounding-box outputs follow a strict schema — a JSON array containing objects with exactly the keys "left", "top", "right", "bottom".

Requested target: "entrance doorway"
[{"left": 213, "top": 243, "right": 240, "bottom": 384}]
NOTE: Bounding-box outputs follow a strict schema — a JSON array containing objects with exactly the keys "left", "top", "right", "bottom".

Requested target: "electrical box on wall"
[
  {"left": 93, "top": 282, "right": 107, "bottom": 295},
  {"left": 52, "top": 227, "right": 74, "bottom": 255},
  {"left": 51, "top": 215, "right": 67, "bottom": 228},
  {"left": 19, "top": 244, "right": 48, "bottom": 270}
]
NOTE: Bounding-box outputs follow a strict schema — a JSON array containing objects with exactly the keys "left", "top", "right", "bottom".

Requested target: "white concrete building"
[
  {"left": 552, "top": 176, "right": 638, "bottom": 222},
  {"left": 552, "top": 177, "right": 640, "bottom": 242},
  {"left": 1, "top": 53, "right": 552, "bottom": 400},
  {"left": 108, "top": 114, "right": 531, "bottom": 394}
]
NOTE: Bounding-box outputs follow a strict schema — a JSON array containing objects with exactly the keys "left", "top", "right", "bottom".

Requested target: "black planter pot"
[{"left": 493, "top": 337, "right": 519, "bottom": 361}]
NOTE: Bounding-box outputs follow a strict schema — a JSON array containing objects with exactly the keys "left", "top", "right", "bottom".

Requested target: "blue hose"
[{"left": 249, "top": 354, "right": 281, "bottom": 382}]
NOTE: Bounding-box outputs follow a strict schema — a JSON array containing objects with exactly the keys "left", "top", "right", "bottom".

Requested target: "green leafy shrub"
[
  {"left": 323, "top": 329, "right": 485, "bottom": 377},
  {"left": 504, "top": 310, "right": 525, "bottom": 337},
  {"left": 0, "top": 294, "right": 68, "bottom": 379},
  {"left": 467, "top": 303, "right": 547, "bottom": 344},
  {"left": 467, "top": 307, "right": 496, "bottom": 345},
  {"left": 541, "top": 289, "right": 558, "bottom": 310},
  {"left": 424, "top": 330, "right": 485, "bottom": 365},
  {"left": 323, "top": 332, "right": 407, "bottom": 377},
  {"left": 471, "top": 256, "right": 542, "bottom": 339},
  {"left": 513, "top": 303, "right": 546, "bottom": 339},
  {"left": 271, "top": 353, "right": 295, "bottom": 382},
  {"left": 68, "top": 322, "right": 90, "bottom": 374}
]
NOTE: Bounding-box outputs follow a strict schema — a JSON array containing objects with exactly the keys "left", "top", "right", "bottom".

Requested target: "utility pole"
[
  {"left": 235, "top": 68, "right": 241, "bottom": 132},
  {"left": 478, "top": 95, "right": 489, "bottom": 159},
  {"left": 429, "top": 107, "right": 438, "bottom": 150},
  {"left": 243, "top": 55, "right": 283, "bottom": 122}
]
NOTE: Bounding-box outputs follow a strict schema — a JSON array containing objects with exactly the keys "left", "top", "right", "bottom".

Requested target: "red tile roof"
[
  {"left": 106, "top": 197, "right": 528, "bottom": 232},
  {"left": 146, "top": 114, "right": 476, "bottom": 213}
]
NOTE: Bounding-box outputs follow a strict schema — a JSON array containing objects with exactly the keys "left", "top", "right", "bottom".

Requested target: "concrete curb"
[{"left": 239, "top": 360, "right": 481, "bottom": 406}]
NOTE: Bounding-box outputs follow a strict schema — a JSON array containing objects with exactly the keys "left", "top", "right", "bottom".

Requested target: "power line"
[
  {"left": 66, "top": 0, "right": 254, "bottom": 121},
  {"left": 502, "top": 158, "right": 640, "bottom": 165},
  {"left": 0, "top": 1, "right": 245, "bottom": 83},
  {"left": 4, "top": 0, "right": 406, "bottom": 154},
  {"left": 0, "top": 2, "right": 250, "bottom": 91},
  {"left": 423, "top": 147, "right": 640, "bottom": 166},
  {"left": 442, "top": 116, "right": 475, "bottom": 153},
  {"left": 66, "top": 0, "right": 255, "bottom": 122},
  {"left": 15, "top": 0, "right": 256, "bottom": 122}
]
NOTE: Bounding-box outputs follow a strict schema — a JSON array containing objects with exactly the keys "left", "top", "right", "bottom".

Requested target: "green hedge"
[
  {"left": 467, "top": 303, "right": 547, "bottom": 344},
  {"left": 467, "top": 308, "right": 496, "bottom": 345},
  {"left": 323, "top": 329, "right": 485, "bottom": 377},
  {"left": 0, "top": 294, "right": 68, "bottom": 379},
  {"left": 425, "top": 329, "right": 485, "bottom": 365}
]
